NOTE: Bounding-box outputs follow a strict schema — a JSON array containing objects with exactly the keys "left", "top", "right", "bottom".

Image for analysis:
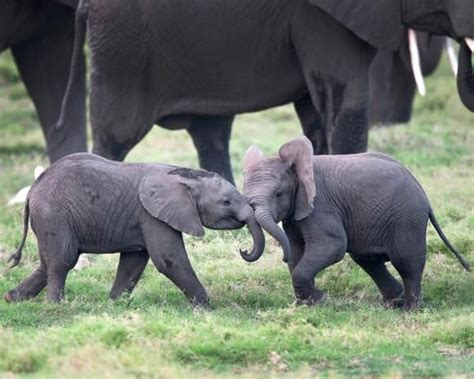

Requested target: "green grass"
[{"left": 0, "top": 51, "right": 473, "bottom": 378}]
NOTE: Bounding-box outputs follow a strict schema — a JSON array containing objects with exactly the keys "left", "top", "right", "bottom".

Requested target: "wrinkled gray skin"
[
  {"left": 59, "top": 0, "right": 474, "bottom": 184},
  {"left": 243, "top": 136, "right": 470, "bottom": 311},
  {"left": 5, "top": 153, "right": 264, "bottom": 306},
  {"left": 0, "top": 0, "right": 86, "bottom": 162}
]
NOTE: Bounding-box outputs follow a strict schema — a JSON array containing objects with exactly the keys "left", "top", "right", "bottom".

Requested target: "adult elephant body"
[
  {"left": 0, "top": 0, "right": 86, "bottom": 162},
  {"left": 85, "top": 0, "right": 374, "bottom": 167},
  {"left": 61, "top": 0, "right": 474, "bottom": 182}
]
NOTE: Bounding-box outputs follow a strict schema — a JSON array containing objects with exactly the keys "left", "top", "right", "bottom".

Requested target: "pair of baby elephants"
[{"left": 5, "top": 137, "right": 470, "bottom": 311}]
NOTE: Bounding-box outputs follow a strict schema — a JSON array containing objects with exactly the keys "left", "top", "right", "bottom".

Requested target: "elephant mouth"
[{"left": 207, "top": 216, "right": 245, "bottom": 230}]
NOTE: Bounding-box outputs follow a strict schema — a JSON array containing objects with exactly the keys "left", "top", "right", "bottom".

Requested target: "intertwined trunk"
[
  {"left": 239, "top": 209, "right": 266, "bottom": 262},
  {"left": 254, "top": 208, "right": 292, "bottom": 263}
]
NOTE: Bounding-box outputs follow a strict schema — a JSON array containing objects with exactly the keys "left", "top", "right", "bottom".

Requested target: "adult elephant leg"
[
  {"left": 291, "top": 6, "right": 374, "bottom": 155},
  {"left": 11, "top": 8, "right": 87, "bottom": 162},
  {"left": 327, "top": 75, "right": 370, "bottom": 154},
  {"left": 109, "top": 251, "right": 149, "bottom": 300},
  {"left": 90, "top": 73, "right": 154, "bottom": 161},
  {"left": 349, "top": 254, "right": 404, "bottom": 308},
  {"left": 293, "top": 96, "right": 328, "bottom": 154},
  {"left": 186, "top": 116, "right": 235, "bottom": 184}
]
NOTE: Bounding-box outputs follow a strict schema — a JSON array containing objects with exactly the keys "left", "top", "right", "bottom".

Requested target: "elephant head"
[
  {"left": 309, "top": 0, "right": 474, "bottom": 111},
  {"left": 139, "top": 168, "right": 265, "bottom": 262},
  {"left": 243, "top": 137, "right": 316, "bottom": 263}
]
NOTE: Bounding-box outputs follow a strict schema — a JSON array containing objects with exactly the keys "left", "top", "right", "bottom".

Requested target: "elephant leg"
[
  {"left": 349, "top": 254, "right": 404, "bottom": 308},
  {"left": 11, "top": 7, "right": 87, "bottom": 163},
  {"left": 283, "top": 221, "right": 305, "bottom": 273},
  {"left": 292, "top": 9, "right": 374, "bottom": 155},
  {"left": 91, "top": 111, "right": 154, "bottom": 162},
  {"left": 43, "top": 236, "right": 79, "bottom": 303},
  {"left": 390, "top": 228, "right": 426, "bottom": 311},
  {"left": 142, "top": 222, "right": 209, "bottom": 307},
  {"left": 186, "top": 116, "right": 235, "bottom": 184},
  {"left": 291, "top": 217, "right": 347, "bottom": 305},
  {"left": 90, "top": 62, "right": 155, "bottom": 161},
  {"left": 301, "top": 72, "right": 370, "bottom": 155},
  {"left": 109, "top": 251, "right": 149, "bottom": 300},
  {"left": 4, "top": 262, "right": 48, "bottom": 302},
  {"left": 391, "top": 257, "right": 425, "bottom": 312},
  {"left": 293, "top": 96, "right": 328, "bottom": 155},
  {"left": 327, "top": 77, "right": 370, "bottom": 155},
  {"left": 292, "top": 243, "right": 346, "bottom": 305}
]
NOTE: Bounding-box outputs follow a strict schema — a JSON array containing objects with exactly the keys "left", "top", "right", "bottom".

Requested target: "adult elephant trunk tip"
[
  {"left": 254, "top": 208, "right": 292, "bottom": 264},
  {"left": 457, "top": 39, "right": 474, "bottom": 112}
]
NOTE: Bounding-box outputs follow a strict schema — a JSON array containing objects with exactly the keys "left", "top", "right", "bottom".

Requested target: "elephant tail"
[
  {"left": 55, "top": 0, "right": 89, "bottom": 134},
  {"left": 429, "top": 210, "right": 471, "bottom": 272},
  {"left": 8, "top": 200, "right": 30, "bottom": 269}
]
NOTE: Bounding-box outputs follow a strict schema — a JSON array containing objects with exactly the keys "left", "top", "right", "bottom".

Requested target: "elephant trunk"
[
  {"left": 457, "top": 39, "right": 474, "bottom": 112},
  {"left": 254, "top": 207, "right": 292, "bottom": 263},
  {"left": 239, "top": 212, "right": 266, "bottom": 263}
]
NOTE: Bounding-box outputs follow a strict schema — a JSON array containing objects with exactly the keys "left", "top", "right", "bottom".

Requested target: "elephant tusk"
[
  {"left": 408, "top": 29, "right": 426, "bottom": 97},
  {"left": 446, "top": 39, "right": 458, "bottom": 76},
  {"left": 466, "top": 38, "right": 474, "bottom": 53}
]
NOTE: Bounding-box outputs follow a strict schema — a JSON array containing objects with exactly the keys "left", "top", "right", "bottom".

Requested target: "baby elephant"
[
  {"left": 5, "top": 153, "right": 264, "bottom": 306},
  {"left": 243, "top": 136, "right": 470, "bottom": 310}
]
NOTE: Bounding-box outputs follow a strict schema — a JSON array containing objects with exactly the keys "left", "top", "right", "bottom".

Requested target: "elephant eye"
[
  {"left": 276, "top": 191, "right": 283, "bottom": 199},
  {"left": 223, "top": 199, "right": 232, "bottom": 207}
]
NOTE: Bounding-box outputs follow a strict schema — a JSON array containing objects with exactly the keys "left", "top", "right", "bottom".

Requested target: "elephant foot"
[
  {"left": 296, "top": 289, "right": 327, "bottom": 306},
  {"left": 191, "top": 299, "right": 212, "bottom": 310},
  {"left": 384, "top": 291, "right": 405, "bottom": 309},
  {"left": 4, "top": 291, "right": 13, "bottom": 303},
  {"left": 4, "top": 289, "right": 25, "bottom": 303}
]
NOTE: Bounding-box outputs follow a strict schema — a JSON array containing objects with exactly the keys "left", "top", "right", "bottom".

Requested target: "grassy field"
[{"left": 0, "top": 51, "right": 473, "bottom": 378}]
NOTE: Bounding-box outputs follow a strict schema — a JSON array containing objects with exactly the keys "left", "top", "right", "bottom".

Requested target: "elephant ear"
[
  {"left": 278, "top": 136, "right": 316, "bottom": 221},
  {"left": 308, "top": 0, "right": 403, "bottom": 51},
  {"left": 139, "top": 173, "right": 204, "bottom": 237},
  {"left": 243, "top": 146, "right": 264, "bottom": 174}
]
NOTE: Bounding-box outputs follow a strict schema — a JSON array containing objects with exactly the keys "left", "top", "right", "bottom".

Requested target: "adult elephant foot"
[
  {"left": 187, "top": 116, "right": 235, "bottom": 184},
  {"left": 384, "top": 292, "right": 405, "bottom": 309}
]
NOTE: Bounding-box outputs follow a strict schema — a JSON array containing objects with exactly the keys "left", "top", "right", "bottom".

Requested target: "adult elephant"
[
  {"left": 0, "top": 0, "right": 86, "bottom": 162},
  {"left": 60, "top": 0, "right": 474, "bottom": 183},
  {"left": 369, "top": 33, "right": 445, "bottom": 126}
]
